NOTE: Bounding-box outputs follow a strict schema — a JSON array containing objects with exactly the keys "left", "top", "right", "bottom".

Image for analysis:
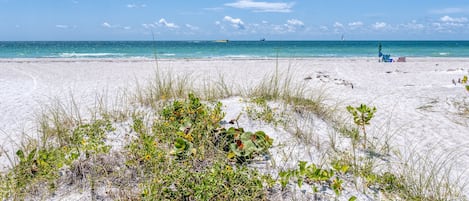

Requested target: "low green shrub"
[
  {"left": 346, "top": 104, "right": 376, "bottom": 149},
  {"left": 2, "top": 118, "right": 115, "bottom": 200},
  {"left": 279, "top": 161, "right": 346, "bottom": 196},
  {"left": 126, "top": 93, "right": 273, "bottom": 200},
  {"left": 141, "top": 160, "right": 266, "bottom": 200},
  {"left": 216, "top": 127, "right": 273, "bottom": 163}
]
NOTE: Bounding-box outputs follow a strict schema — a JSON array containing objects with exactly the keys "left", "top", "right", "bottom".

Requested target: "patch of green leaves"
[
  {"left": 126, "top": 94, "right": 273, "bottom": 200},
  {"left": 278, "top": 161, "right": 345, "bottom": 196},
  {"left": 70, "top": 119, "right": 114, "bottom": 159},
  {"left": 156, "top": 93, "right": 225, "bottom": 159},
  {"left": 346, "top": 104, "right": 376, "bottom": 127},
  {"left": 346, "top": 104, "right": 376, "bottom": 149},
  {"left": 216, "top": 127, "right": 273, "bottom": 163},
  {"left": 2, "top": 118, "right": 115, "bottom": 200},
  {"left": 141, "top": 160, "right": 266, "bottom": 200},
  {"left": 463, "top": 75, "right": 469, "bottom": 93}
]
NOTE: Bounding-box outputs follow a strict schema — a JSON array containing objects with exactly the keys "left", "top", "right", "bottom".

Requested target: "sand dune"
[{"left": 1, "top": 57, "right": 468, "bottom": 198}]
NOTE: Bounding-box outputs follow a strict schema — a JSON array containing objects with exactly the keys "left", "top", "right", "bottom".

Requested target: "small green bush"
[
  {"left": 2, "top": 118, "right": 115, "bottom": 200},
  {"left": 126, "top": 93, "right": 273, "bottom": 200},
  {"left": 141, "top": 160, "right": 266, "bottom": 200},
  {"left": 279, "top": 161, "right": 346, "bottom": 197},
  {"left": 346, "top": 104, "right": 376, "bottom": 149}
]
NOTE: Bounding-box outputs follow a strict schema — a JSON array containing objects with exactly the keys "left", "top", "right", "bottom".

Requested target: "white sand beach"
[{"left": 1, "top": 57, "right": 468, "bottom": 199}]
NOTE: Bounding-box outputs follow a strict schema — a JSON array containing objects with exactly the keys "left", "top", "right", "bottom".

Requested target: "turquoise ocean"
[{"left": 0, "top": 41, "right": 468, "bottom": 59}]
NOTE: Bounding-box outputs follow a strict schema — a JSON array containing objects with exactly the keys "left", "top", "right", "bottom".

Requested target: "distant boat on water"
[
  {"left": 260, "top": 38, "right": 266, "bottom": 42},
  {"left": 214, "top": 40, "right": 229, "bottom": 43}
]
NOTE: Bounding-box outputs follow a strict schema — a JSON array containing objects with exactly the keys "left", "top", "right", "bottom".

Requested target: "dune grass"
[{"left": 0, "top": 60, "right": 467, "bottom": 200}]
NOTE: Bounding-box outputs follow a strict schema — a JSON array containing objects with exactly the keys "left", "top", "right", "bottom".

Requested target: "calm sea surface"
[{"left": 0, "top": 41, "right": 468, "bottom": 59}]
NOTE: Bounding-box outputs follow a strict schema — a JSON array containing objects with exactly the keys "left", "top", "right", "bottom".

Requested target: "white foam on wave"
[
  {"left": 222, "top": 55, "right": 260, "bottom": 58},
  {"left": 59, "top": 53, "right": 126, "bottom": 58},
  {"left": 315, "top": 54, "right": 338, "bottom": 57},
  {"left": 439, "top": 52, "right": 450, "bottom": 56},
  {"left": 162, "top": 53, "right": 176, "bottom": 56}
]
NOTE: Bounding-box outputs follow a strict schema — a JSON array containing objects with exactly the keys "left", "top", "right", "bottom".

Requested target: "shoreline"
[{"left": 2, "top": 56, "right": 469, "bottom": 63}]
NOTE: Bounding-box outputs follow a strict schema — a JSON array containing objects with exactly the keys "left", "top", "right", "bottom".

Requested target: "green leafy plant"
[
  {"left": 278, "top": 170, "right": 292, "bottom": 189},
  {"left": 69, "top": 119, "right": 114, "bottom": 159},
  {"left": 463, "top": 75, "right": 469, "bottom": 92},
  {"left": 331, "top": 177, "right": 344, "bottom": 196},
  {"left": 278, "top": 161, "right": 345, "bottom": 197},
  {"left": 332, "top": 159, "right": 350, "bottom": 175},
  {"left": 346, "top": 104, "right": 376, "bottom": 149},
  {"left": 141, "top": 160, "right": 266, "bottom": 200},
  {"left": 11, "top": 147, "right": 66, "bottom": 195},
  {"left": 349, "top": 196, "right": 357, "bottom": 201},
  {"left": 126, "top": 117, "right": 167, "bottom": 172},
  {"left": 173, "top": 137, "right": 195, "bottom": 159},
  {"left": 156, "top": 93, "right": 225, "bottom": 159},
  {"left": 125, "top": 94, "right": 273, "bottom": 200},
  {"left": 4, "top": 118, "right": 115, "bottom": 199},
  {"left": 304, "top": 163, "right": 335, "bottom": 183},
  {"left": 217, "top": 127, "right": 273, "bottom": 163}
]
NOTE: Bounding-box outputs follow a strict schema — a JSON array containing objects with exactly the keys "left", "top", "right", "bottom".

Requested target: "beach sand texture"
[{"left": 1, "top": 58, "right": 468, "bottom": 198}]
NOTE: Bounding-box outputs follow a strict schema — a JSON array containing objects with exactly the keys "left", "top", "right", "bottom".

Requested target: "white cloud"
[
  {"left": 142, "top": 23, "right": 156, "bottom": 29},
  {"left": 347, "top": 21, "right": 364, "bottom": 31},
  {"left": 158, "top": 18, "right": 179, "bottom": 28},
  {"left": 274, "top": 19, "right": 305, "bottom": 32},
  {"left": 373, "top": 22, "right": 387, "bottom": 29},
  {"left": 332, "top": 22, "right": 344, "bottom": 33},
  {"left": 400, "top": 20, "right": 424, "bottom": 30},
  {"left": 102, "top": 22, "right": 112, "bottom": 28},
  {"left": 127, "top": 4, "right": 146, "bottom": 8},
  {"left": 319, "top": 26, "right": 329, "bottom": 31},
  {"left": 55, "top": 25, "right": 69, "bottom": 29},
  {"left": 333, "top": 22, "right": 344, "bottom": 28},
  {"left": 272, "top": 24, "right": 287, "bottom": 33},
  {"left": 102, "top": 22, "right": 131, "bottom": 30},
  {"left": 431, "top": 22, "right": 457, "bottom": 32},
  {"left": 440, "top": 15, "right": 468, "bottom": 23},
  {"left": 348, "top": 21, "right": 363, "bottom": 27},
  {"left": 261, "top": 20, "right": 268, "bottom": 24},
  {"left": 225, "top": 0, "right": 294, "bottom": 13},
  {"left": 223, "top": 16, "right": 245, "bottom": 29},
  {"left": 284, "top": 19, "right": 304, "bottom": 32},
  {"left": 287, "top": 19, "right": 304, "bottom": 26},
  {"left": 185, "top": 24, "right": 199, "bottom": 31}
]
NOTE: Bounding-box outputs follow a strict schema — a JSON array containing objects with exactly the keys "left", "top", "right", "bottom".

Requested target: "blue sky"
[{"left": 1, "top": 0, "right": 469, "bottom": 40}]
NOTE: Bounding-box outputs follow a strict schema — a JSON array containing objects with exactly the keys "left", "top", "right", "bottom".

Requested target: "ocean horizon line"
[
  {"left": 2, "top": 39, "right": 469, "bottom": 42},
  {"left": 2, "top": 40, "right": 469, "bottom": 59}
]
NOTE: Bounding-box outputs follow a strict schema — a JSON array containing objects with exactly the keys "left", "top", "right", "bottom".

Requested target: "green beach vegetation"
[{"left": 0, "top": 62, "right": 467, "bottom": 201}]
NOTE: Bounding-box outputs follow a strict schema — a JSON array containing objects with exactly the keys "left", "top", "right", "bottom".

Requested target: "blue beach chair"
[
  {"left": 381, "top": 54, "right": 393, "bottom": 62},
  {"left": 378, "top": 43, "right": 393, "bottom": 62}
]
